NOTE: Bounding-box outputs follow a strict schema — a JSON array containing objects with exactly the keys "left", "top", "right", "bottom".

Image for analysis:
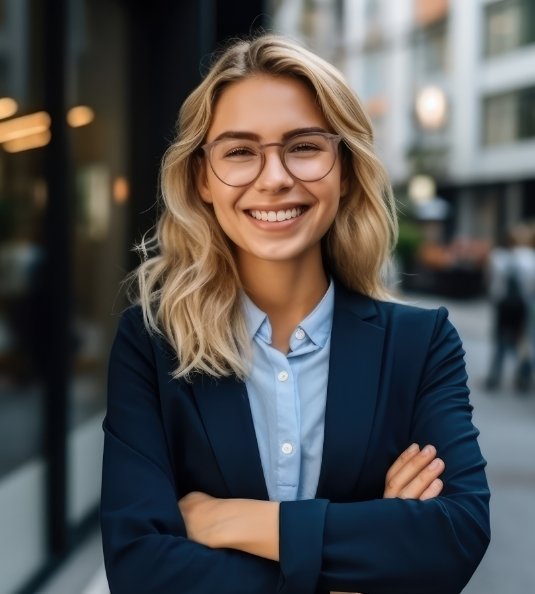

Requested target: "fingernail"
[
  {"left": 433, "top": 478, "right": 443, "bottom": 490},
  {"left": 429, "top": 458, "right": 442, "bottom": 470},
  {"left": 408, "top": 443, "right": 419, "bottom": 453},
  {"left": 422, "top": 444, "right": 435, "bottom": 455}
]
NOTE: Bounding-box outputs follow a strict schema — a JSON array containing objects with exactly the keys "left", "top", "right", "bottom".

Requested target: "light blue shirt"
[{"left": 242, "top": 281, "right": 334, "bottom": 502}]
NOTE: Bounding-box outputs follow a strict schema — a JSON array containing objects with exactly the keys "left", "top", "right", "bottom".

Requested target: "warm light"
[
  {"left": 408, "top": 174, "right": 436, "bottom": 204},
  {"left": 113, "top": 176, "right": 129, "bottom": 204},
  {"left": 67, "top": 105, "right": 95, "bottom": 127},
  {"left": 0, "top": 97, "right": 18, "bottom": 120},
  {"left": 415, "top": 86, "right": 447, "bottom": 129},
  {"left": 3, "top": 130, "right": 51, "bottom": 153},
  {"left": 0, "top": 111, "right": 51, "bottom": 143}
]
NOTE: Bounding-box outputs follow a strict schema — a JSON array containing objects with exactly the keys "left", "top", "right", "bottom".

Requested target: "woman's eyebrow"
[
  {"left": 282, "top": 127, "right": 328, "bottom": 140},
  {"left": 211, "top": 127, "right": 329, "bottom": 143},
  {"left": 211, "top": 131, "right": 260, "bottom": 142}
]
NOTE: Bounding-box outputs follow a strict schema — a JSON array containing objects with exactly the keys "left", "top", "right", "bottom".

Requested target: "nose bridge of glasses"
[{"left": 259, "top": 141, "right": 293, "bottom": 175}]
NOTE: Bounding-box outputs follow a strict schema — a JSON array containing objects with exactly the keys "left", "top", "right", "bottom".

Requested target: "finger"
[
  {"left": 385, "top": 443, "right": 420, "bottom": 482},
  {"left": 399, "top": 457, "right": 445, "bottom": 499},
  {"left": 384, "top": 444, "right": 438, "bottom": 498},
  {"left": 419, "top": 478, "right": 444, "bottom": 501},
  {"left": 178, "top": 491, "right": 205, "bottom": 515}
]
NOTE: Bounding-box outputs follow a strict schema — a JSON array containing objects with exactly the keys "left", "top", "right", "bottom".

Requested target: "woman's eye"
[
  {"left": 224, "top": 146, "right": 258, "bottom": 158},
  {"left": 289, "top": 142, "right": 319, "bottom": 153}
]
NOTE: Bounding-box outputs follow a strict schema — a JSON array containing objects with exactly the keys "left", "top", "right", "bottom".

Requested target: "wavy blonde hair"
[{"left": 130, "top": 33, "right": 398, "bottom": 380}]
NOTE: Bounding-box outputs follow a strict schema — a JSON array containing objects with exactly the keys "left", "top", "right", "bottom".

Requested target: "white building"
[{"left": 273, "top": 0, "right": 535, "bottom": 242}]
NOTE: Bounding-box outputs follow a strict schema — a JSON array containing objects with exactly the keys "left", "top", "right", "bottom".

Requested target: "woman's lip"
[{"left": 244, "top": 204, "right": 309, "bottom": 211}]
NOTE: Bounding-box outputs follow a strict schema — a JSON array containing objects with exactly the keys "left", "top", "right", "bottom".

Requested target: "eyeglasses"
[{"left": 200, "top": 132, "right": 343, "bottom": 187}]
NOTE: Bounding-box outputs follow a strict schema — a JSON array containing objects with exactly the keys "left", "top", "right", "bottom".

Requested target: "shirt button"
[
  {"left": 277, "top": 370, "right": 289, "bottom": 382},
  {"left": 281, "top": 442, "right": 293, "bottom": 455},
  {"left": 295, "top": 328, "right": 305, "bottom": 340}
]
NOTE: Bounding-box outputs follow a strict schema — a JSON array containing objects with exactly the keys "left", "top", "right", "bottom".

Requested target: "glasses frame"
[{"left": 200, "top": 131, "right": 343, "bottom": 187}]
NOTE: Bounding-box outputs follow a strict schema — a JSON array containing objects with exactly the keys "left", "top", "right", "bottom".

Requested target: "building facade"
[{"left": 273, "top": 0, "right": 535, "bottom": 245}]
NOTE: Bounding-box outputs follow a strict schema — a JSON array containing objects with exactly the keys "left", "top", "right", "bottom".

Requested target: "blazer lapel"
[
  {"left": 192, "top": 374, "right": 269, "bottom": 500},
  {"left": 315, "top": 286, "right": 385, "bottom": 500}
]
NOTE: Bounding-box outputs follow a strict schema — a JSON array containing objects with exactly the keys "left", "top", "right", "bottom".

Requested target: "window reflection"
[
  {"left": 68, "top": 0, "right": 128, "bottom": 428},
  {"left": 0, "top": 154, "right": 47, "bottom": 478}
]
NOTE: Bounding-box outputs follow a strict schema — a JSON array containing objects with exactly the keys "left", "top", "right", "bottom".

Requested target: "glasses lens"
[
  {"left": 283, "top": 134, "right": 337, "bottom": 181},
  {"left": 209, "top": 139, "right": 262, "bottom": 186}
]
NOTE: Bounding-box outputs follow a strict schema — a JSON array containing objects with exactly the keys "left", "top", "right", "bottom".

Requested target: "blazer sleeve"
[
  {"left": 277, "top": 307, "right": 490, "bottom": 594},
  {"left": 100, "top": 307, "right": 281, "bottom": 594}
]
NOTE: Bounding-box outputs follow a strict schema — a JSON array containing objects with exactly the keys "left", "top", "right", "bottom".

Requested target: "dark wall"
[{"left": 125, "top": 0, "right": 266, "bottom": 269}]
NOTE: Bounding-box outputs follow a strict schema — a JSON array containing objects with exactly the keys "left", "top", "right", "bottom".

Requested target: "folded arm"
[
  {"left": 100, "top": 308, "right": 281, "bottom": 593},
  {"left": 179, "top": 441, "right": 446, "bottom": 561},
  {"left": 179, "top": 308, "right": 490, "bottom": 594}
]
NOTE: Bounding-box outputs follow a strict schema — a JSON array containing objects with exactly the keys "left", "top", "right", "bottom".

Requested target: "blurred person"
[
  {"left": 100, "top": 34, "right": 490, "bottom": 594},
  {"left": 484, "top": 223, "right": 535, "bottom": 393}
]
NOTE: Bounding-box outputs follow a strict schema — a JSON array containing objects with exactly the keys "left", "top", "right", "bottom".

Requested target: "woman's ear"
[{"left": 196, "top": 158, "right": 213, "bottom": 204}]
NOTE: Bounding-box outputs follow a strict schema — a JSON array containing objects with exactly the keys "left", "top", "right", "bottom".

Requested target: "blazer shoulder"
[
  {"left": 335, "top": 281, "right": 448, "bottom": 329},
  {"left": 376, "top": 297, "right": 448, "bottom": 321},
  {"left": 113, "top": 302, "right": 149, "bottom": 338},
  {"left": 340, "top": 285, "right": 448, "bottom": 323},
  {"left": 344, "top": 291, "right": 454, "bottom": 343},
  {"left": 372, "top": 298, "right": 461, "bottom": 355}
]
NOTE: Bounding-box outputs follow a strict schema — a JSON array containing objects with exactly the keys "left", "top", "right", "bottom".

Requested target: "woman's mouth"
[{"left": 247, "top": 206, "right": 308, "bottom": 222}]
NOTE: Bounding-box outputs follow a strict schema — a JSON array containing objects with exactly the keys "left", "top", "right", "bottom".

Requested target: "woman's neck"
[{"left": 238, "top": 251, "right": 329, "bottom": 353}]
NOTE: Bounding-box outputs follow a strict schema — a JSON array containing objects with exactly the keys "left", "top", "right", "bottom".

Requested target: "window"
[
  {"left": 485, "top": 0, "right": 535, "bottom": 57},
  {"left": 483, "top": 85, "right": 535, "bottom": 145},
  {"left": 413, "top": 20, "right": 449, "bottom": 75}
]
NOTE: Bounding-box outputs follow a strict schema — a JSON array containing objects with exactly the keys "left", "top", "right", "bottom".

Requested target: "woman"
[{"left": 101, "top": 34, "right": 490, "bottom": 594}]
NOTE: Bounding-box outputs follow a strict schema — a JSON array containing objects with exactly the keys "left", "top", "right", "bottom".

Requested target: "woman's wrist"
[{"left": 219, "top": 498, "right": 280, "bottom": 561}]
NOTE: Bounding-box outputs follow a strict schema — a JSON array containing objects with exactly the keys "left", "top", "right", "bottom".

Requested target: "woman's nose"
[{"left": 254, "top": 149, "right": 294, "bottom": 192}]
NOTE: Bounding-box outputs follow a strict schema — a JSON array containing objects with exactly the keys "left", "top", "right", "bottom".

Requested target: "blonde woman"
[{"left": 101, "top": 34, "right": 489, "bottom": 594}]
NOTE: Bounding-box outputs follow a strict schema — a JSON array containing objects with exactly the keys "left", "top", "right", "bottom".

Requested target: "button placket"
[{"left": 269, "top": 351, "right": 299, "bottom": 500}]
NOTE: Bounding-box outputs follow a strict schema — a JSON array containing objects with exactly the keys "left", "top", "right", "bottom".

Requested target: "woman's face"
[{"left": 197, "top": 73, "right": 345, "bottom": 267}]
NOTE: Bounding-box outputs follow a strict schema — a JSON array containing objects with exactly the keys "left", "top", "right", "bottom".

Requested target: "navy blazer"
[{"left": 100, "top": 285, "right": 490, "bottom": 594}]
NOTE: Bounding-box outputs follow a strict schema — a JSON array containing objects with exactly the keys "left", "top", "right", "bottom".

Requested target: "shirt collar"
[
  {"left": 242, "top": 291, "right": 269, "bottom": 341},
  {"left": 298, "top": 279, "right": 334, "bottom": 348},
  {"left": 241, "top": 279, "right": 335, "bottom": 348}
]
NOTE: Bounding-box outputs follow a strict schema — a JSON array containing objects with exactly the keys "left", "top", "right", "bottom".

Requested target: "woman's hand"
[
  {"left": 178, "top": 491, "right": 230, "bottom": 549},
  {"left": 383, "top": 443, "right": 445, "bottom": 500},
  {"left": 331, "top": 446, "right": 445, "bottom": 593},
  {"left": 178, "top": 491, "right": 280, "bottom": 560}
]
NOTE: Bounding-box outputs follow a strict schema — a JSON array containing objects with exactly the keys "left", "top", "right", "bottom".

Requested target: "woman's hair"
[{"left": 130, "top": 32, "right": 398, "bottom": 380}]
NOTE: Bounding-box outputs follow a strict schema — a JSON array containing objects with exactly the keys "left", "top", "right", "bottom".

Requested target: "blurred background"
[{"left": 0, "top": 0, "right": 534, "bottom": 592}]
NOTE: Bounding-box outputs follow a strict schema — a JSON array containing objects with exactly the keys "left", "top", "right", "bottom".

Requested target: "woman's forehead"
[{"left": 206, "top": 74, "right": 329, "bottom": 141}]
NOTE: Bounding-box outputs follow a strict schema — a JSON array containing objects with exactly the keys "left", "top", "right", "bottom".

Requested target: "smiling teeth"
[{"left": 249, "top": 207, "right": 304, "bottom": 222}]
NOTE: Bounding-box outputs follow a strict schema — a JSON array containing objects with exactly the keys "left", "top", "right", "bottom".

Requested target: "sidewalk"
[{"left": 34, "top": 530, "right": 108, "bottom": 594}]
